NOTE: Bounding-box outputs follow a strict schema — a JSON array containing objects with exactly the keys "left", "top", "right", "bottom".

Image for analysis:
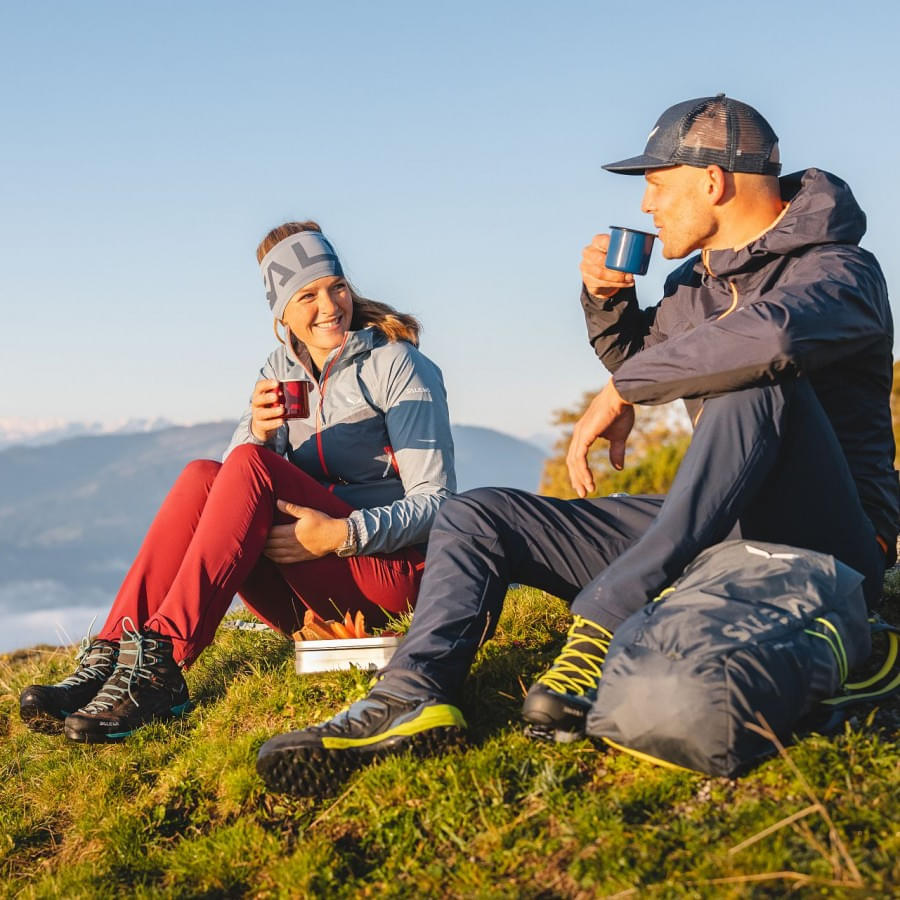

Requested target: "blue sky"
[{"left": 2, "top": 0, "right": 898, "bottom": 439}]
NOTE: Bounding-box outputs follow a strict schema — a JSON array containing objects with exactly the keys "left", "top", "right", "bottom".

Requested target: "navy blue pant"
[{"left": 386, "top": 380, "right": 886, "bottom": 701}]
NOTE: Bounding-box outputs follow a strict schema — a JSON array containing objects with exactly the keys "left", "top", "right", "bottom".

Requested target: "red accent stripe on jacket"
[{"left": 384, "top": 445, "right": 400, "bottom": 477}]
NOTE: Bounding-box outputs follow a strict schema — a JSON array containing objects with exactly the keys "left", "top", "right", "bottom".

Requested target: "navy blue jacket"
[{"left": 581, "top": 168, "right": 899, "bottom": 548}]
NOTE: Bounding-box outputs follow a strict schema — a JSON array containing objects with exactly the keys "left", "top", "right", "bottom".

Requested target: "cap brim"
[{"left": 602, "top": 154, "right": 673, "bottom": 175}]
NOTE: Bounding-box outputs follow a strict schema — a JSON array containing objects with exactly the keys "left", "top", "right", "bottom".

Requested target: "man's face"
[{"left": 641, "top": 165, "right": 717, "bottom": 259}]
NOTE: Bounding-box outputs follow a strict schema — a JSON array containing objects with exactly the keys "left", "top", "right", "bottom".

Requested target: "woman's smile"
[
  {"left": 314, "top": 314, "right": 344, "bottom": 332},
  {"left": 281, "top": 275, "right": 353, "bottom": 369}
]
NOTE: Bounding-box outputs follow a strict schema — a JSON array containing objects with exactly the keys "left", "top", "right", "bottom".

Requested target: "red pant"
[{"left": 97, "top": 444, "right": 424, "bottom": 664}]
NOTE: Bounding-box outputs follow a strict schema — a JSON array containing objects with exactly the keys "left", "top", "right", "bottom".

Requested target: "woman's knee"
[
  {"left": 222, "top": 443, "right": 292, "bottom": 484},
  {"left": 178, "top": 458, "right": 222, "bottom": 488},
  {"left": 223, "top": 442, "right": 269, "bottom": 467}
]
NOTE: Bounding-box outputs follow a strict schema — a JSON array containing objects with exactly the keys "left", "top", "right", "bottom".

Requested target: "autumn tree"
[{"left": 540, "top": 386, "right": 690, "bottom": 499}]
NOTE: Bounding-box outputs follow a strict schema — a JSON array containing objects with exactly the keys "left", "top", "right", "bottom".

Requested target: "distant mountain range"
[
  {"left": 0, "top": 416, "right": 177, "bottom": 450},
  {"left": 0, "top": 421, "right": 548, "bottom": 652}
]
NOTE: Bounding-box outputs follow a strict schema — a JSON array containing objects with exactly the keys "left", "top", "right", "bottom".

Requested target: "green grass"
[{"left": 1, "top": 584, "right": 899, "bottom": 899}]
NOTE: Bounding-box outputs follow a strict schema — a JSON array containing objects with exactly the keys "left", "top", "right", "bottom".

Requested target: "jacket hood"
[{"left": 701, "top": 168, "right": 867, "bottom": 276}]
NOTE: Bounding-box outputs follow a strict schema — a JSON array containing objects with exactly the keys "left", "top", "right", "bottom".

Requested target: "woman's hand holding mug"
[{"left": 250, "top": 378, "right": 286, "bottom": 442}]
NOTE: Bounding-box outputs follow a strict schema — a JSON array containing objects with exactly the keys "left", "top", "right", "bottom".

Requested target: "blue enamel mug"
[{"left": 605, "top": 226, "right": 656, "bottom": 275}]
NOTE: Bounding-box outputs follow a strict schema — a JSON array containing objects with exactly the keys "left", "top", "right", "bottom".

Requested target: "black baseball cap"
[{"left": 603, "top": 93, "right": 781, "bottom": 176}]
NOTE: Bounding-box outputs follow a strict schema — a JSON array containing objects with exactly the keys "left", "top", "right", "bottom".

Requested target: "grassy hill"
[{"left": 2, "top": 583, "right": 899, "bottom": 899}]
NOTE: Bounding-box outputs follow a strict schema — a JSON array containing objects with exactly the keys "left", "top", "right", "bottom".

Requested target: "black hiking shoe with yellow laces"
[
  {"left": 257, "top": 670, "right": 466, "bottom": 796},
  {"left": 522, "top": 615, "right": 612, "bottom": 743},
  {"left": 19, "top": 637, "right": 119, "bottom": 733},
  {"left": 64, "top": 619, "right": 191, "bottom": 743}
]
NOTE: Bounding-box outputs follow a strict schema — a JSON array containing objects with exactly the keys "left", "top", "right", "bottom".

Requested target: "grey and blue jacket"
[
  {"left": 581, "top": 168, "right": 899, "bottom": 548},
  {"left": 224, "top": 327, "right": 456, "bottom": 556}
]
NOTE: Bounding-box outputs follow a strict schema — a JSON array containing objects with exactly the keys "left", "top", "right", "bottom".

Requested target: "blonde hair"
[{"left": 256, "top": 221, "right": 421, "bottom": 346}]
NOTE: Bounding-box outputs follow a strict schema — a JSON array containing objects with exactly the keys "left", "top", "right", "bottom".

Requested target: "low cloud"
[{"left": 1, "top": 600, "right": 112, "bottom": 654}]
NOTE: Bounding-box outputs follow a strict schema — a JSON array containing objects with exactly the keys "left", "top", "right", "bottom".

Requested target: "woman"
[{"left": 19, "top": 221, "right": 455, "bottom": 743}]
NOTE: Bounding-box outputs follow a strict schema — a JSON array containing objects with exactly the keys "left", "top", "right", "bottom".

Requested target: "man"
[{"left": 256, "top": 94, "right": 898, "bottom": 794}]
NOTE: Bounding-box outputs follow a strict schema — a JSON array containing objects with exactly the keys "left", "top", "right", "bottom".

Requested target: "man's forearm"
[{"left": 581, "top": 285, "right": 655, "bottom": 373}]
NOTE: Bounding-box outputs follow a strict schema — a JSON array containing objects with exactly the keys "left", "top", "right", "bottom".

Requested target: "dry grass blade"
[
  {"left": 308, "top": 783, "right": 357, "bottom": 829},
  {"left": 613, "top": 870, "right": 866, "bottom": 897},
  {"left": 727, "top": 803, "right": 820, "bottom": 855},
  {"left": 481, "top": 800, "right": 546, "bottom": 841},
  {"left": 745, "top": 712, "right": 864, "bottom": 885},
  {"left": 694, "top": 870, "right": 864, "bottom": 888},
  {"left": 791, "top": 817, "right": 840, "bottom": 873},
  {"left": 516, "top": 674, "right": 528, "bottom": 698}
]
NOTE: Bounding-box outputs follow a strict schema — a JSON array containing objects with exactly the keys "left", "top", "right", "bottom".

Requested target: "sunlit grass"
[{"left": 1, "top": 585, "right": 898, "bottom": 898}]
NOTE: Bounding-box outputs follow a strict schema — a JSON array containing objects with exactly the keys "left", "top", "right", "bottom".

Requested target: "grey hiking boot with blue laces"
[
  {"left": 64, "top": 618, "right": 191, "bottom": 743},
  {"left": 522, "top": 615, "right": 612, "bottom": 743},
  {"left": 19, "top": 636, "right": 119, "bottom": 733},
  {"left": 257, "top": 670, "right": 466, "bottom": 795}
]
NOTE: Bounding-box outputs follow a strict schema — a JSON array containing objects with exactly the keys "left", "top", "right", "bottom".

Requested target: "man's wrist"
[
  {"left": 587, "top": 285, "right": 620, "bottom": 300},
  {"left": 607, "top": 378, "right": 632, "bottom": 408},
  {"left": 583, "top": 282, "right": 637, "bottom": 303}
]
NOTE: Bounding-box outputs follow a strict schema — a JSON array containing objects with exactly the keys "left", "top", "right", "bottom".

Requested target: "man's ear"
[{"left": 705, "top": 165, "right": 728, "bottom": 205}]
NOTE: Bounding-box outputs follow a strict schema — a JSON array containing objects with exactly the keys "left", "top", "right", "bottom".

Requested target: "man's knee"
[
  {"left": 432, "top": 487, "right": 522, "bottom": 539},
  {"left": 690, "top": 382, "right": 805, "bottom": 456},
  {"left": 700, "top": 380, "right": 794, "bottom": 422}
]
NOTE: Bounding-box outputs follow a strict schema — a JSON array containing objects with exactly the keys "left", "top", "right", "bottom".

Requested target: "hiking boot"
[
  {"left": 256, "top": 670, "right": 466, "bottom": 795},
  {"left": 64, "top": 619, "right": 191, "bottom": 743},
  {"left": 19, "top": 637, "right": 119, "bottom": 733},
  {"left": 522, "top": 615, "right": 612, "bottom": 743}
]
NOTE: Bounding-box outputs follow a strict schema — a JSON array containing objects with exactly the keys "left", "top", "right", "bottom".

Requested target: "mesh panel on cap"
[{"left": 672, "top": 96, "right": 780, "bottom": 174}]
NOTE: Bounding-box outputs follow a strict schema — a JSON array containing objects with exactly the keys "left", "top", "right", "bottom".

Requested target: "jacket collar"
[
  {"left": 285, "top": 327, "right": 377, "bottom": 377},
  {"left": 694, "top": 168, "right": 867, "bottom": 280}
]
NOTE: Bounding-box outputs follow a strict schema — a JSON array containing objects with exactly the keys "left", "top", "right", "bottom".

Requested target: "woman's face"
[{"left": 281, "top": 275, "right": 353, "bottom": 368}]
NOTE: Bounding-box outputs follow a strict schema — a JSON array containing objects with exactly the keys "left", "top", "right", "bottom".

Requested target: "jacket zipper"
[
  {"left": 694, "top": 252, "right": 740, "bottom": 427},
  {"left": 314, "top": 333, "right": 350, "bottom": 479},
  {"left": 701, "top": 249, "right": 740, "bottom": 319}
]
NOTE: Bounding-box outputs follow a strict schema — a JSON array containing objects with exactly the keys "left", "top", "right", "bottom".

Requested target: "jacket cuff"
[
  {"left": 611, "top": 374, "right": 638, "bottom": 405},
  {"left": 335, "top": 517, "right": 360, "bottom": 557},
  {"left": 347, "top": 510, "right": 370, "bottom": 554},
  {"left": 243, "top": 428, "right": 289, "bottom": 459},
  {"left": 580, "top": 283, "right": 637, "bottom": 309}
]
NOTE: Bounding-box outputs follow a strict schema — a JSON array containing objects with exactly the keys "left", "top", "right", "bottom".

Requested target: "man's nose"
[{"left": 641, "top": 188, "right": 653, "bottom": 214}]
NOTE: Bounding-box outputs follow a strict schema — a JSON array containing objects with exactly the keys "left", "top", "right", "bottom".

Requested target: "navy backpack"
[{"left": 586, "top": 540, "right": 898, "bottom": 776}]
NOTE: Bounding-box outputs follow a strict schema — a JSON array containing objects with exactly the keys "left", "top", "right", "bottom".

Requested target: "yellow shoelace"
[{"left": 537, "top": 615, "right": 612, "bottom": 696}]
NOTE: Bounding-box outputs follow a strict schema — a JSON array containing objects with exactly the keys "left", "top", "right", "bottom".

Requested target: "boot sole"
[
  {"left": 257, "top": 725, "right": 465, "bottom": 796},
  {"left": 64, "top": 700, "right": 193, "bottom": 744},
  {"left": 521, "top": 685, "right": 592, "bottom": 743},
  {"left": 19, "top": 703, "right": 67, "bottom": 735},
  {"left": 523, "top": 722, "right": 586, "bottom": 744}
]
